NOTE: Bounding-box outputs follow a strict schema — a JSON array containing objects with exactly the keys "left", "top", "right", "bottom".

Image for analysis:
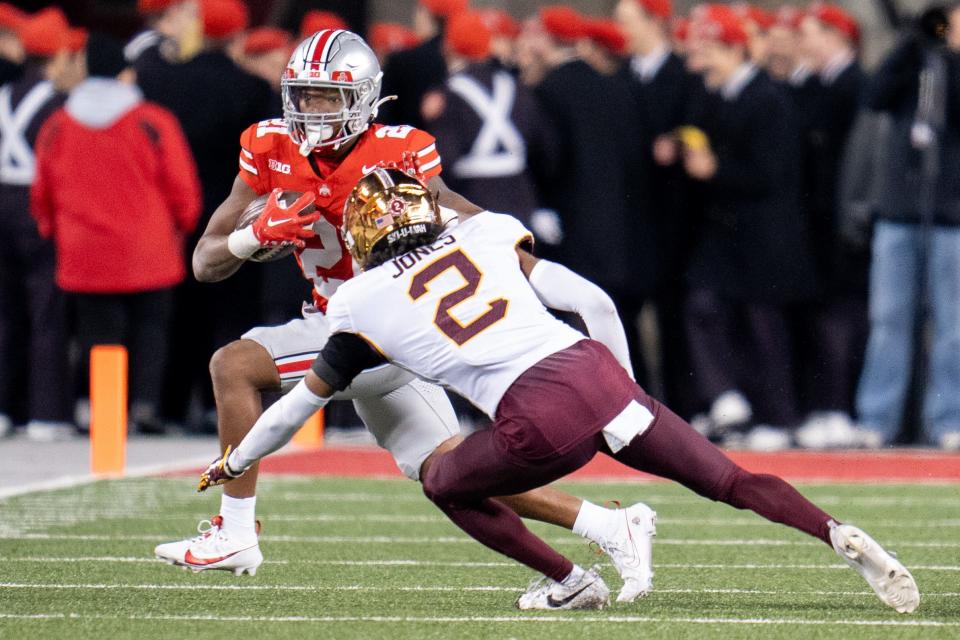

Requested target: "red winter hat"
[
  {"left": 478, "top": 8, "right": 519, "bottom": 39},
  {"left": 18, "top": 7, "right": 85, "bottom": 56},
  {"left": 202, "top": 0, "right": 248, "bottom": 39},
  {"left": 808, "top": 2, "right": 859, "bottom": 43},
  {"left": 539, "top": 6, "right": 586, "bottom": 44},
  {"left": 0, "top": 3, "right": 26, "bottom": 31},
  {"left": 693, "top": 6, "right": 748, "bottom": 46},
  {"left": 584, "top": 19, "right": 626, "bottom": 55},
  {"left": 138, "top": 0, "right": 180, "bottom": 15},
  {"left": 369, "top": 23, "right": 418, "bottom": 55},
  {"left": 773, "top": 6, "right": 806, "bottom": 31},
  {"left": 299, "top": 10, "right": 347, "bottom": 39},
  {"left": 243, "top": 27, "right": 291, "bottom": 56},
  {"left": 636, "top": 0, "right": 672, "bottom": 20},
  {"left": 420, "top": 0, "right": 469, "bottom": 20},
  {"left": 445, "top": 11, "right": 489, "bottom": 60},
  {"left": 734, "top": 4, "right": 775, "bottom": 30}
]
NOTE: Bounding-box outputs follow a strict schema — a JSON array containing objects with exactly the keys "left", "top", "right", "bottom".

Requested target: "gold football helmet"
[{"left": 343, "top": 168, "right": 443, "bottom": 268}]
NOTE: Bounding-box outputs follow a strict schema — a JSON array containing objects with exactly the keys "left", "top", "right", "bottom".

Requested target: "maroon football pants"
[{"left": 422, "top": 393, "right": 836, "bottom": 582}]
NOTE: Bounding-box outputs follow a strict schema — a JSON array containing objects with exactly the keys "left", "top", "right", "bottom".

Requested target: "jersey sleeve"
[
  {"left": 486, "top": 212, "right": 534, "bottom": 251},
  {"left": 311, "top": 332, "right": 388, "bottom": 392},
  {"left": 408, "top": 128, "right": 442, "bottom": 180},
  {"left": 238, "top": 123, "right": 265, "bottom": 192}
]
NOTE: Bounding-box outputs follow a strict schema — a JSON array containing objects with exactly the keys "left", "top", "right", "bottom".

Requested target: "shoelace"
[{"left": 192, "top": 518, "right": 223, "bottom": 544}]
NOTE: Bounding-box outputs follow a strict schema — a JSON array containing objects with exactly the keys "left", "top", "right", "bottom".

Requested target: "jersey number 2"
[{"left": 409, "top": 250, "right": 507, "bottom": 346}]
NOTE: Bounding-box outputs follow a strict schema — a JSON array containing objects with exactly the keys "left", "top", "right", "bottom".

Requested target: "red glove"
[{"left": 251, "top": 189, "right": 321, "bottom": 249}]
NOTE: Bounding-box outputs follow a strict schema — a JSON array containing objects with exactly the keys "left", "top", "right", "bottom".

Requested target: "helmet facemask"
[{"left": 282, "top": 74, "right": 386, "bottom": 155}]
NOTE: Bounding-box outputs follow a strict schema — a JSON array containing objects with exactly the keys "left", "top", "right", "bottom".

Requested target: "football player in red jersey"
[{"left": 155, "top": 29, "right": 657, "bottom": 604}]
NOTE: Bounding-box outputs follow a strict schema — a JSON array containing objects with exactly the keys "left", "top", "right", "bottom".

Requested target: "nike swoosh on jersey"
[
  {"left": 183, "top": 546, "right": 255, "bottom": 566},
  {"left": 266, "top": 218, "right": 294, "bottom": 227},
  {"left": 545, "top": 581, "right": 594, "bottom": 608},
  {"left": 361, "top": 164, "right": 379, "bottom": 174}
]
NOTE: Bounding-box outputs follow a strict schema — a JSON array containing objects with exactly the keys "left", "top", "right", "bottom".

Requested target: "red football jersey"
[{"left": 238, "top": 120, "right": 443, "bottom": 311}]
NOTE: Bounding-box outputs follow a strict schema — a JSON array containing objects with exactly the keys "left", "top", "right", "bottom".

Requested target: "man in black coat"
[
  {"left": 379, "top": 0, "right": 466, "bottom": 129},
  {"left": 792, "top": 6, "right": 870, "bottom": 448},
  {"left": 423, "top": 11, "right": 558, "bottom": 230},
  {"left": 680, "top": 11, "right": 816, "bottom": 443},
  {"left": 615, "top": 0, "right": 695, "bottom": 409},
  {"left": 520, "top": 6, "right": 647, "bottom": 384}
]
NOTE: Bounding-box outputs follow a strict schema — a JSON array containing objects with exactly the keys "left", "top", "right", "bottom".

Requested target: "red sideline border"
[{"left": 174, "top": 448, "right": 960, "bottom": 482}]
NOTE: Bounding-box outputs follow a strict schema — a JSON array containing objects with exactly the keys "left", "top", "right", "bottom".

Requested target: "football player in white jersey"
[
  {"left": 201, "top": 169, "right": 920, "bottom": 614},
  {"left": 156, "top": 30, "right": 656, "bottom": 605}
]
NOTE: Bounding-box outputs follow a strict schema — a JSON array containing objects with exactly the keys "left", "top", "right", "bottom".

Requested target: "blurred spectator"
[
  {"left": 766, "top": 5, "right": 809, "bottom": 83},
  {"left": 136, "top": 0, "right": 273, "bottom": 432},
  {"left": 126, "top": 0, "right": 200, "bottom": 65},
  {"left": 670, "top": 16, "right": 689, "bottom": 56},
  {"left": 791, "top": 4, "right": 870, "bottom": 448},
  {"left": 369, "top": 22, "right": 419, "bottom": 66},
  {"left": 733, "top": 3, "right": 774, "bottom": 68},
  {"left": 615, "top": 0, "right": 696, "bottom": 411},
  {"left": 422, "top": 10, "right": 558, "bottom": 229},
  {"left": 578, "top": 18, "right": 626, "bottom": 76},
  {"left": 0, "top": 8, "right": 84, "bottom": 441},
  {"left": 521, "top": 6, "right": 646, "bottom": 382},
  {"left": 0, "top": 3, "right": 24, "bottom": 86},
  {"left": 678, "top": 8, "right": 816, "bottom": 447},
  {"left": 31, "top": 33, "right": 201, "bottom": 436},
  {"left": 298, "top": 9, "right": 347, "bottom": 40},
  {"left": 855, "top": 5, "right": 960, "bottom": 450},
  {"left": 478, "top": 8, "right": 520, "bottom": 69},
  {"left": 380, "top": 0, "right": 467, "bottom": 128},
  {"left": 236, "top": 27, "right": 290, "bottom": 94}
]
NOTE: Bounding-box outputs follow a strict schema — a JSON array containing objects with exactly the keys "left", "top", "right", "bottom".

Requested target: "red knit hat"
[
  {"left": 445, "top": 11, "right": 489, "bottom": 60},
  {"left": 808, "top": 2, "right": 859, "bottom": 43},
  {"left": 202, "top": 0, "right": 248, "bottom": 39},
  {"left": 734, "top": 4, "right": 775, "bottom": 30},
  {"left": 243, "top": 27, "right": 291, "bottom": 56},
  {"left": 478, "top": 8, "right": 519, "bottom": 39},
  {"left": 18, "top": 7, "right": 84, "bottom": 56},
  {"left": 138, "top": 0, "right": 180, "bottom": 15},
  {"left": 0, "top": 3, "right": 25, "bottom": 31},
  {"left": 636, "top": 0, "right": 672, "bottom": 20},
  {"left": 539, "top": 6, "right": 586, "bottom": 44},
  {"left": 420, "top": 0, "right": 469, "bottom": 20},
  {"left": 693, "top": 6, "right": 748, "bottom": 46},
  {"left": 584, "top": 19, "right": 626, "bottom": 55},
  {"left": 299, "top": 10, "right": 347, "bottom": 39},
  {"left": 369, "top": 23, "right": 419, "bottom": 55}
]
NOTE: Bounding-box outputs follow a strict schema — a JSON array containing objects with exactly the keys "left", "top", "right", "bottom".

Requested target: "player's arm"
[
  {"left": 428, "top": 174, "right": 484, "bottom": 223},
  {"left": 517, "top": 248, "right": 635, "bottom": 379},
  {"left": 198, "top": 333, "right": 387, "bottom": 490},
  {"left": 192, "top": 176, "right": 261, "bottom": 282}
]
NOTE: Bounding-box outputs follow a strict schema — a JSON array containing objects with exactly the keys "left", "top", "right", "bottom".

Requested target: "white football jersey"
[{"left": 325, "top": 212, "right": 585, "bottom": 417}]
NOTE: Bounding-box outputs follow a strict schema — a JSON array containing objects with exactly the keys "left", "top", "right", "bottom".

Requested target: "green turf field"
[{"left": 0, "top": 477, "right": 958, "bottom": 639}]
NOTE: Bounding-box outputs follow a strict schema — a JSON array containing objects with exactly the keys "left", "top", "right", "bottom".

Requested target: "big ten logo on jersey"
[
  {"left": 375, "top": 125, "right": 413, "bottom": 139},
  {"left": 268, "top": 158, "right": 291, "bottom": 174}
]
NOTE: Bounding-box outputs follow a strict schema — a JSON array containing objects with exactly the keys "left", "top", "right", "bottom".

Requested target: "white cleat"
[
  {"left": 515, "top": 567, "right": 610, "bottom": 610},
  {"left": 830, "top": 523, "right": 920, "bottom": 613},
  {"left": 598, "top": 503, "right": 656, "bottom": 602},
  {"left": 154, "top": 515, "right": 262, "bottom": 576}
]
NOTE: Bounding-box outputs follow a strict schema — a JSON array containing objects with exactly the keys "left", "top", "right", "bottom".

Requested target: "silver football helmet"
[{"left": 282, "top": 30, "right": 393, "bottom": 155}]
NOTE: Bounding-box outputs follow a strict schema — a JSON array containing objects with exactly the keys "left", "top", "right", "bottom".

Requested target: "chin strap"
[{"left": 370, "top": 94, "right": 397, "bottom": 121}]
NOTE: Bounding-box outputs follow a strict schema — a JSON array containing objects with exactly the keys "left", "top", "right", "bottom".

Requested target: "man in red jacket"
[{"left": 31, "top": 33, "right": 201, "bottom": 434}]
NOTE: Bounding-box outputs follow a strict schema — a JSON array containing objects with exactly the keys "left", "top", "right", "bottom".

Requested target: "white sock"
[
  {"left": 572, "top": 500, "right": 616, "bottom": 543},
  {"left": 220, "top": 494, "right": 257, "bottom": 540},
  {"left": 560, "top": 564, "right": 585, "bottom": 587}
]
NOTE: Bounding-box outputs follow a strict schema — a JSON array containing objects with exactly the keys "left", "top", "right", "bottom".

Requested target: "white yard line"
[
  {"left": 0, "top": 611, "right": 955, "bottom": 627},
  {"left": 3, "top": 532, "right": 957, "bottom": 548},
  {"left": 2, "top": 556, "right": 959, "bottom": 572}
]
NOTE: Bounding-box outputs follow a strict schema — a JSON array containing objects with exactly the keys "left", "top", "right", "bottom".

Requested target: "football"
[{"left": 236, "top": 190, "right": 317, "bottom": 262}]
